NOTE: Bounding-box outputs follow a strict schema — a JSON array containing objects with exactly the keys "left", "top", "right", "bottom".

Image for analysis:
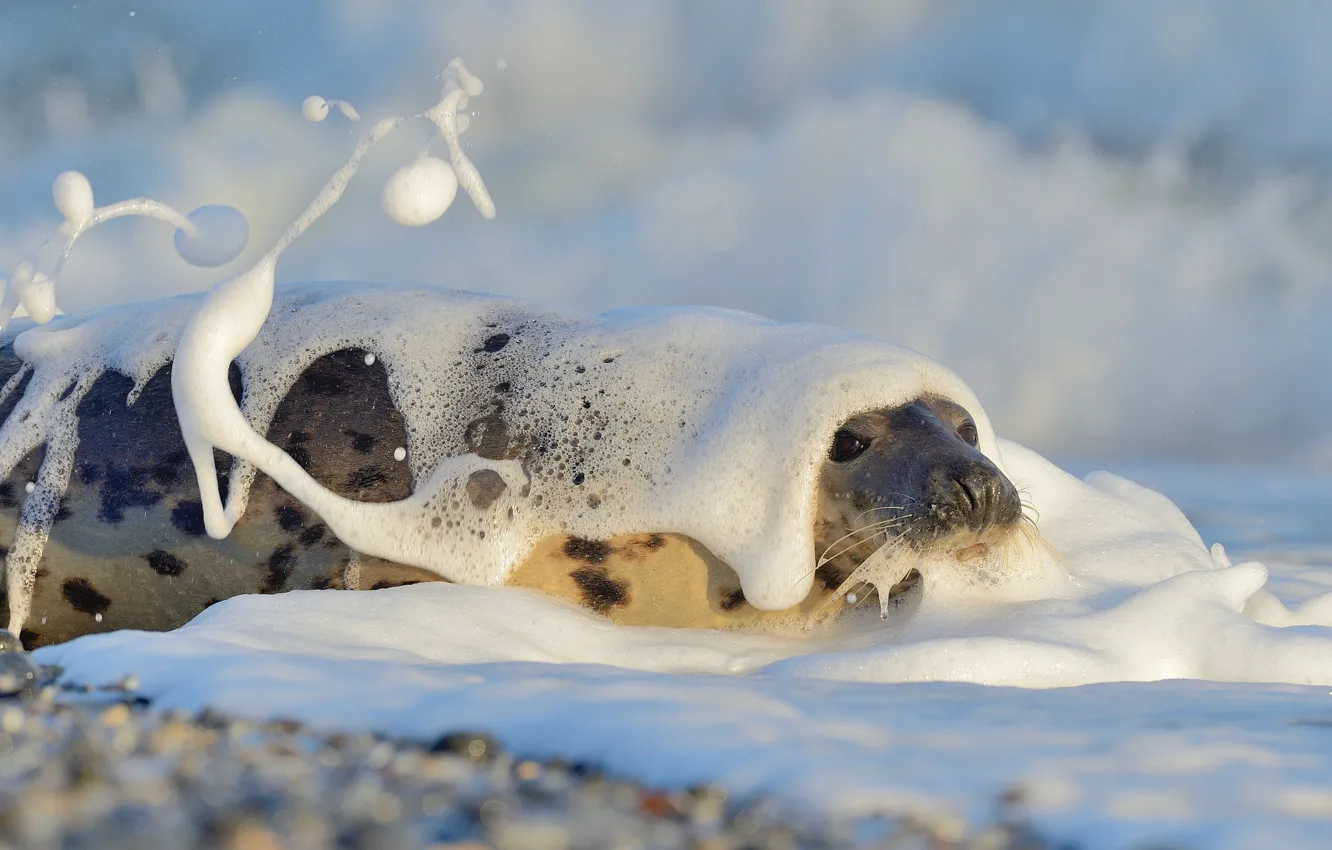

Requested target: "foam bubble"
[
  {"left": 381, "top": 157, "right": 458, "bottom": 227},
  {"left": 301, "top": 95, "right": 329, "bottom": 122},
  {"left": 173, "top": 205, "right": 249, "bottom": 268},
  {"left": 51, "top": 171, "right": 94, "bottom": 229}
]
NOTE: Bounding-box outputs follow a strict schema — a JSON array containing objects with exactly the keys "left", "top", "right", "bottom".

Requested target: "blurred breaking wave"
[{"left": 2, "top": 0, "right": 1331, "bottom": 466}]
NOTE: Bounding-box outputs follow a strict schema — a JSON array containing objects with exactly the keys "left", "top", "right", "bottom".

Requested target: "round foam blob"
[
  {"left": 174, "top": 205, "right": 250, "bottom": 268},
  {"left": 382, "top": 157, "right": 458, "bottom": 227},
  {"left": 302, "top": 95, "right": 329, "bottom": 122},
  {"left": 52, "top": 171, "right": 94, "bottom": 228}
]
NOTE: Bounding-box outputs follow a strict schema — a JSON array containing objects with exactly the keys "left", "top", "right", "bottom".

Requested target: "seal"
[{"left": 0, "top": 332, "right": 1023, "bottom": 648}]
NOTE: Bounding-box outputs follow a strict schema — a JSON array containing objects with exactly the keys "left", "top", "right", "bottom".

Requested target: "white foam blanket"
[
  {"left": 7, "top": 281, "right": 992, "bottom": 612},
  {"left": 21, "top": 283, "right": 1332, "bottom": 845}
]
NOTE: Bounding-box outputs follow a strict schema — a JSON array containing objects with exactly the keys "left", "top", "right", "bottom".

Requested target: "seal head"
[{"left": 815, "top": 395, "right": 1022, "bottom": 585}]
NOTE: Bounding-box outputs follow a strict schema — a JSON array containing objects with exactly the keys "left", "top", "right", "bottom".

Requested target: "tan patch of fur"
[{"left": 506, "top": 533, "right": 847, "bottom": 632}]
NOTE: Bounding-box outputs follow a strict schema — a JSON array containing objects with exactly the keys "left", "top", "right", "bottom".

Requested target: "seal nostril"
[{"left": 952, "top": 473, "right": 980, "bottom": 523}]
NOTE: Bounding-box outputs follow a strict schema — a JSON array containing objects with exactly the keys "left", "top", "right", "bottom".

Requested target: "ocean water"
[{"left": 6, "top": 3, "right": 1332, "bottom": 846}]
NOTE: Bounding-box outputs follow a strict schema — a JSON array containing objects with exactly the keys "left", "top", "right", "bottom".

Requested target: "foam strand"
[
  {"left": 54, "top": 198, "right": 198, "bottom": 277},
  {"left": 0, "top": 363, "right": 32, "bottom": 410},
  {"left": 175, "top": 61, "right": 495, "bottom": 543},
  {"left": 425, "top": 59, "right": 496, "bottom": 219},
  {"left": 3, "top": 407, "right": 79, "bottom": 634}
]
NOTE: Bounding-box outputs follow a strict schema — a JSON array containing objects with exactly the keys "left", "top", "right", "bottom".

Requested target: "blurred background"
[{"left": 2, "top": 0, "right": 1331, "bottom": 467}]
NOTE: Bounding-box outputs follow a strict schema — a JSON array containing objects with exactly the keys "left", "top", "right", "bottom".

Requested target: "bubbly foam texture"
[{"left": 2, "top": 279, "right": 990, "bottom": 632}]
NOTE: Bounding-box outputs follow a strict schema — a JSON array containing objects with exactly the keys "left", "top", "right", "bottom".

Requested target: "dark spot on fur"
[
  {"left": 261, "top": 545, "right": 296, "bottom": 594},
  {"left": 287, "top": 446, "right": 312, "bottom": 471},
  {"left": 275, "top": 504, "right": 306, "bottom": 532},
  {"left": 309, "top": 576, "right": 333, "bottom": 590},
  {"left": 170, "top": 500, "right": 207, "bottom": 537},
  {"left": 144, "top": 550, "right": 188, "bottom": 577},
  {"left": 98, "top": 466, "right": 165, "bottom": 524},
  {"left": 466, "top": 469, "right": 507, "bottom": 510},
  {"left": 569, "top": 567, "right": 630, "bottom": 614},
  {"left": 815, "top": 564, "right": 847, "bottom": 592},
  {"left": 150, "top": 462, "right": 179, "bottom": 489},
  {"left": 720, "top": 588, "right": 747, "bottom": 611},
  {"left": 563, "top": 536, "right": 611, "bottom": 564},
  {"left": 78, "top": 462, "right": 102, "bottom": 485},
  {"left": 478, "top": 333, "right": 510, "bottom": 353},
  {"left": 287, "top": 430, "right": 311, "bottom": 445},
  {"left": 61, "top": 578, "right": 111, "bottom": 617},
  {"left": 464, "top": 404, "right": 522, "bottom": 461},
  {"left": 643, "top": 534, "right": 665, "bottom": 550},
  {"left": 299, "top": 523, "right": 327, "bottom": 548},
  {"left": 345, "top": 466, "right": 387, "bottom": 491},
  {"left": 301, "top": 370, "right": 346, "bottom": 396},
  {"left": 53, "top": 497, "right": 73, "bottom": 523},
  {"left": 371, "top": 580, "right": 422, "bottom": 590},
  {"left": 345, "top": 429, "right": 376, "bottom": 453},
  {"left": 0, "top": 482, "right": 16, "bottom": 509},
  {"left": 19, "top": 630, "right": 40, "bottom": 650}
]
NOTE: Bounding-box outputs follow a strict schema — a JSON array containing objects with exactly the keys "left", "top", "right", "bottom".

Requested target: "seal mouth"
[{"left": 954, "top": 542, "right": 989, "bottom": 562}]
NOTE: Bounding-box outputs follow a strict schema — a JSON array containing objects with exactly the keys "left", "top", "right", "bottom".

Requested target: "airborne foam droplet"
[
  {"left": 23, "top": 482, "right": 34, "bottom": 494},
  {"left": 174, "top": 205, "right": 249, "bottom": 268},
  {"left": 19, "top": 272, "right": 57, "bottom": 324},
  {"left": 393, "top": 447, "right": 406, "bottom": 461},
  {"left": 52, "top": 171, "right": 94, "bottom": 228},
  {"left": 382, "top": 156, "right": 458, "bottom": 227},
  {"left": 364, "top": 353, "right": 376, "bottom": 366},
  {"left": 302, "top": 95, "right": 329, "bottom": 122}
]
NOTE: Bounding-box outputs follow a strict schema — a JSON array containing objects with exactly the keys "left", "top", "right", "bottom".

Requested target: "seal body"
[{"left": 0, "top": 289, "right": 1024, "bottom": 648}]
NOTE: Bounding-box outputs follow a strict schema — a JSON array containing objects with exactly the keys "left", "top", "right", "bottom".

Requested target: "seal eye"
[
  {"left": 957, "top": 419, "right": 978, "bottom": 446},
  {"left": 829, "top": 430, "right": 868, "bottom": 463}
]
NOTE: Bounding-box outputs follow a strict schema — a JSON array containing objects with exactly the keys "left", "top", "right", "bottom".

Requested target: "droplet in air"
[
  {"left": 95, "top": 613, "right": 103, "bottom": 623},
  {"left": 23, "top": 482, "right": 34, "bottom": 494},
  {"left": 52, "top": 170, "right": 94, "bottom": 229},
  {"left": 846, "top": 592, "right": 858, "bottom": 605},
  {"left": 364, "top": 353, "right": 376, "bottom": 366},
  {"left": 497, "top": 59, "right": 507, "bottom": 70},
  {"left": 382, "top": 156, "right": 458, "bottom": 227},
  {"left": 19, "top": 272, "right": 57, "bottom": 324},
  {"left": 302, "top": 95, "right": 330, "bottom": 122},
  {"left": 174, "top": 205, "right": 249, "bottom": 267},
  {"left": 393, "top": 447, "right": 406, "bottom": 461}
]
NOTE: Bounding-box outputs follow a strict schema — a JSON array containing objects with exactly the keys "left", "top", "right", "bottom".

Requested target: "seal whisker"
[{"left": 815, "top": 516, "right": 915, "bottom": 569}]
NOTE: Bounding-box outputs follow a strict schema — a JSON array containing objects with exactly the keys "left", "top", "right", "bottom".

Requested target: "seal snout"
[{"left": 922, "top": 455, "right": 1023, "bottom": 543}]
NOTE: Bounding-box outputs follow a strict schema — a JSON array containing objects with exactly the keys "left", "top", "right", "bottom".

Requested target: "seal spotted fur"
[{"left": 0, "top": 343, "right": 1022, "bottom": 648}]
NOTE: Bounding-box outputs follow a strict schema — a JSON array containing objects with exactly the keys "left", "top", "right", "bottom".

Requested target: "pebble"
[{"left": 0, "top": 668, "right": 1065, "bottom": 849}]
